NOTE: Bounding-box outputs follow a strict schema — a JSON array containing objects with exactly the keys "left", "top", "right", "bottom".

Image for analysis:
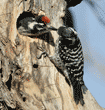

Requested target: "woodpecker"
[
  {"left": 18, "top": 15, "right": 56, "bottom": 36},
  {"left": 57, "top": 26, "right": 85, "bottom": 105},
  {"left": 37, "top": 26, "right": 87, "bottom": 105}
]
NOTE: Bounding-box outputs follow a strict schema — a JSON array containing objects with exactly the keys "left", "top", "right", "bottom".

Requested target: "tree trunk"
[{"left": 0, "top": 0, "right": 104, "bottom": 110}]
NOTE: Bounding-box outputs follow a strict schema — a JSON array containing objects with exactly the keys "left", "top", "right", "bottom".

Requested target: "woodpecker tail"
[{"left": 72, "top": 80, "right": 84, "bottom": 106}]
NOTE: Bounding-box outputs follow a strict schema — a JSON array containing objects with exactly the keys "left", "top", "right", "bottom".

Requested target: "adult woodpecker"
[{"left": 37, "top": 26, "right": 87, "bottom": 105}]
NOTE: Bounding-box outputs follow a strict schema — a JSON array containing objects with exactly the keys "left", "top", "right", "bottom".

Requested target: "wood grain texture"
[{"left": 0, "top": 0, "right": 105, "bottom": 110}]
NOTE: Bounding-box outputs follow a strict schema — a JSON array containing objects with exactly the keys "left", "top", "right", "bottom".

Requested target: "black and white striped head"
[
  {"left": 58, "top": 26, "right": 78, "bottom": 45},
  {"left": 28, "top": 18, "right": 45, "bottom": 31},
  {"left": 19, "top": 17, "right": 45, "bottom": 31}
]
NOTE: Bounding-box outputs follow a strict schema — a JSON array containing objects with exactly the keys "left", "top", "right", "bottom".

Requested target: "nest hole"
[{"left": 16, "top": 11, "right": 55, "bottom": 46}]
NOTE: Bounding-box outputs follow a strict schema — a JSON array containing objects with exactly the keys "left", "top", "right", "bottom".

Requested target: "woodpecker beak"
[{"left": 47, "top": 24, "right": 58, "bottom": 31}]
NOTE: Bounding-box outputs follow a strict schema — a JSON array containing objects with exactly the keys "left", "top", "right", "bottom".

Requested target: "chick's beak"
[{"left": 47, "top": 24, "right": 58, "bottom": 31}]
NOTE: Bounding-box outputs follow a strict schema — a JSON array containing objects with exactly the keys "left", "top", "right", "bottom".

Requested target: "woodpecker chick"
[
  {"left": 18, "top": 15, "right": 52, "bottom": 36},
  {"left": 37, "top": 26, "right": 87, "bottom": 106}
]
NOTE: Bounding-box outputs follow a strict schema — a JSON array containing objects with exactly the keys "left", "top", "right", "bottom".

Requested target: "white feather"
[{"left": 28, "top": 22, "right": 38, "bottom": 29}]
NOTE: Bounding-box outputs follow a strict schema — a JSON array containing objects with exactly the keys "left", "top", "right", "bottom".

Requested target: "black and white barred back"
[
  {"left": 59, "top": 37, "right": 84, "bottom": 85},
  {"left": 58, "top": 26, "right": 85, "bottom": 105}
]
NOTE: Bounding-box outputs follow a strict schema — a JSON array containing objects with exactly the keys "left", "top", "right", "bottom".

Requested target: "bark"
[{"left": 0, "top": 0, "right": 104, "bottom": 110}]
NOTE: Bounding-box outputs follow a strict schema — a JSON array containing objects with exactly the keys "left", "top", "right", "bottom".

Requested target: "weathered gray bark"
[{"left": 0, "top": 0, "right": 105, "bottom": 110}]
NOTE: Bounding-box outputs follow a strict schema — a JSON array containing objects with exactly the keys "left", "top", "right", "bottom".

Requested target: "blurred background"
[{"left": 67, "top": 0, "right": 105, "bottom": 108}]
